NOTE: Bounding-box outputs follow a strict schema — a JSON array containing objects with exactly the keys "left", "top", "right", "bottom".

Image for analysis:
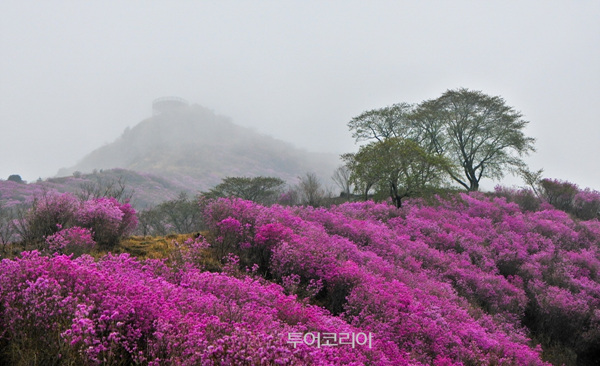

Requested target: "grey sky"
[{"left": 1, "top": 1, "right": 599, "bottom": 190}]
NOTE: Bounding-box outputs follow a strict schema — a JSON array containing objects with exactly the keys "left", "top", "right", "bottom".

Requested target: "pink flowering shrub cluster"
[
  {"left": 19, "top": 193, "right": 81, "bottom": 242},
  {"left": 76, "top": 197, "right": 138, "bottom": 247},
  {"left": 201, "top": 198, "right": 544, "bottom": 364},
  {"left": 0, "top": 251, "right": 401, "bottom": 365},
  {"left": 17, "top": 193, "right": 137, "bottom": 249},
  {"left": 45, "top": 226, "right": 96, "bottom": 257},
  {"left": 201, "top": 195, "right": 600, "bottom": 364},
  {"left": 573, "top": 188, "right": 600, "bottom": 220},
  {"left": 3, "top": 191, "right": 600, "bottom": 364},
  {"left": 495, "top": 180, "right": 600, "bottom": 221},
  {"left": 539, "top": 179, "right": 580, "bottom": 212},
  {"left": 536, "top": 179, "right": 600, "bottom": 220}
]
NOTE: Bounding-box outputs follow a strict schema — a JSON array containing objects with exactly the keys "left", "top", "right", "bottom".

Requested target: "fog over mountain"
[
  {"left": 1, "top": 2, "right": 599, "bottom": 190},
  {"left": 58, "top": 100, "right": 339, "bottom": 190}
]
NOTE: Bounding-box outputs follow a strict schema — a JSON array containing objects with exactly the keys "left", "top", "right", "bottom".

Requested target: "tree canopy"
[
  {"left": 347, "top": 88, "right": 536, "bottom": 192},
  {"left": 202, "top": 176, "right": 286, "bottom": 204},
  {"left": 343, "top": 138, "right": 450, "bottom": 207},
  {"left": 347, "top": 102, "right": 415, "bottom": 142},
  {"left": 7, "top": 175, "right": 24, "bottom": 184},
  {"left": 414, "top": 88, "right": 535, "bottom": 191}
]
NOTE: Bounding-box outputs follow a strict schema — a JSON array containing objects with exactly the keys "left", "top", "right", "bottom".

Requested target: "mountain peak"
[{"left": 58, "top": 102, "right": 338, "bottom": 190}]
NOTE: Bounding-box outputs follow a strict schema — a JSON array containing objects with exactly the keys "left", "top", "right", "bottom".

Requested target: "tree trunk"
[
  {"left": 469, "top": 180, "right": 479, "bottom": 191},
  {"left": 390, "top": 182, "right": 402, "bottom": 208}
]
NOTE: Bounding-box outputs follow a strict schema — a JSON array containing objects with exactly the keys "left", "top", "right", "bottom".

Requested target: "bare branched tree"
[
  {"left": 77, "top": 175, "right": 134, "bottom": 202},
  {"left": 0, "top": 202, "right": 17, "bottom": 246},
  {"left": 332, "top": 165, "right": 352, "bottom": 197},
  {"left": 297, "top": 173, "right": 326, "bottom": 207}
]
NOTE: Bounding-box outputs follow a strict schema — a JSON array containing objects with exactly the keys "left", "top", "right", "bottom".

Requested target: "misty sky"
[{"left": 1, "top": 1, "right": 599, "bottom": 190}]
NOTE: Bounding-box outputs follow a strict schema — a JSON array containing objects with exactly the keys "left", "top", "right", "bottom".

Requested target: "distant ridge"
[
  {"left": 58, "top": 103, "right": 339, "bottom": 191},
  {"left": 1, "top": 169, "right": 197, "bottom": 208}
]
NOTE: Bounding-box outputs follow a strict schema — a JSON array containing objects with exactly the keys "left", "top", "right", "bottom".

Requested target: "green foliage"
[
  {"left": 7, "top": 175, "right": 24, "bottom": 184},
  {"left": 539, "top": 179, "right": 579, "bottom": 212},
  {"left": 347, "top": 102, "right": 415, "bottom": 142},
  {"left": 137, "top": 192, "right": 205, "bottom": 236},
  {"left": 413, "top": 88, "right": 536, "bottom": 191},
  {"left": 347, "top": 88, "right": 536, "bottom": 191},
  {"left": 202, "top": 176, "right": 286, "bottom": 204},
  {"left": 341, "top": 150, "right": 379, "bottom": 201},
  {"left": 343, "top": 138, "right": 450, "bottom": 207}
]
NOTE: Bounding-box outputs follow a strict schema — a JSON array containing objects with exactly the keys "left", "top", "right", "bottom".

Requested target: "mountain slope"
[
  {"left": 1, "top": 169, "right": 199, "bottom": 208},
  {"left": 58, "top": 104, "right": 339, "bottom": 190}
]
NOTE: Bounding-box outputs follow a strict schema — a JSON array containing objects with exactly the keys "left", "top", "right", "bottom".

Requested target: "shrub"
[
  {"left": 17, "top": 193, "right": 79, "bottom": 244},
  {"left": 0, "top": 202, "right": 18, "bottom": 246},
  {"left": 572, "top": 189, "right": 600, "bottom": 220},
  {"left": 14, "top": 194, "right": 137, "bottom": 249},
  {"left": 75, "top": 197, "right": 137, "bottom": 248},
  {"left": 494, "top": 185, "right": 541, "bottom": 212},
  {"left": 11, "top": 190, "right": 600, "bottom": 364},
  {"left": 202, "top": 197, "right": 552, "bottom": 364},
  {"left": 45, "top": 226, "right": 95, "bottom": 257},
  {"left": 136, "top": 193, "right": 205, "bottom": 236},
  {"left": 540, "top": 179, "right": 579, "bottom": 212},
  {"left": 0, "top": 251, "right": 399, "bottom": 365}
]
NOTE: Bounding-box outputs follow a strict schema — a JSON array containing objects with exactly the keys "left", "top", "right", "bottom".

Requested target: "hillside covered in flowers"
[{"left": 1, "top": 189, "right": 599, "bottom": 365}]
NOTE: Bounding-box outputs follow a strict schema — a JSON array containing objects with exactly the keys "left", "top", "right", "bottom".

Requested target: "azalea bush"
[
  {"left": 573, "top": 189, "right": 600, "bottom": 220},
  {"left": 496, "top": 180, "right": 600, "bottom": 221},
  {"left": 199, "top": 195, "right": 600, "bottom": 365},
  {"left": 16, "top": 192, "right": 80, "bottom": 243},
  {"left": 539, "top": 179, "right": 579, "bottom": 212},
  {"left": 45, "top": 226, "right": 95, "bottom": 257},
  {"left": 13, "top": 193, "right": 137, "bottom": 250},
  {"left": 0, "top": 251, "right": 400, "bottom": 365},
  {"left": 3, "top": 190, "right": 600, "bottom": 365},
  {"left": 75, "top": 197, "right": 137, "bottom": 247}
]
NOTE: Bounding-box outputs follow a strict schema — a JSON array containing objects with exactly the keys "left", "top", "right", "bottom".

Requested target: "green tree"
[
  {"left": 343, "top": 138, "right": 449, "bottom": 207},
  {"left": 348, "top": 89, "right": 536, "bottom": 191},
  {"left": 7, "top": 174, "right": 24, "bottom": 184},
  {"left": 412, "top": 88, "right": 535, "bottom": 191},
  {"left": 341, "top": 151, "right": 380, "bottom": 201},
  {"left": 137, "top": 192, "right": 204, "bottom": 236},
  {"left": 202, "top": 176, "right": 286, "bottom": 204},
  {"left": 348, "top": 102, "right": 416, "bottom": 143}
]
